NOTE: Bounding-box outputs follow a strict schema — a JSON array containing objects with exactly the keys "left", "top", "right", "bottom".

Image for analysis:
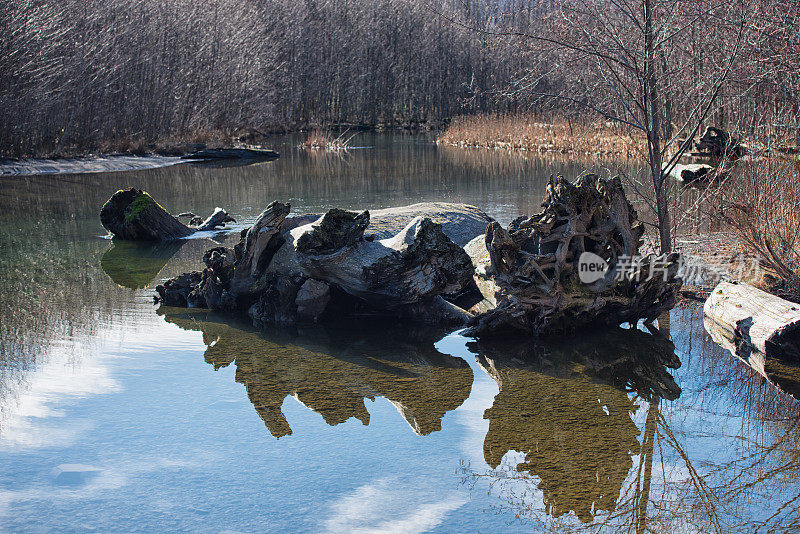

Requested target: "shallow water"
[{"left": 0, "top": 133, "right": 798, "bottom": 532}]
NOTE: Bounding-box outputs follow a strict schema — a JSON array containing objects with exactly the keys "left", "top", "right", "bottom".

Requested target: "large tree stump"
[
  {"left": 464, "top": 174, "right": 682, "bottom": 336},
  {"left": 100, "top": 188, "right": 233, "bottom": 241}
]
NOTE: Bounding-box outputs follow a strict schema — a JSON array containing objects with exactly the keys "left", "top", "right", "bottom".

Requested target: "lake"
[{"left": 0, "top": 133, "right": 798, "bottom": 532}]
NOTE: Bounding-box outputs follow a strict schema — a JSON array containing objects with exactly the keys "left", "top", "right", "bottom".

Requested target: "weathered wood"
[
  {"left": 666, "top": 163, "right": 716, "bottom": 183},
  {"left": 464, "top": 174, "right": 682, "bottom": 337},
  {"left": 100, "top": 188, "right": 234, "bottom": 241},
  {"left": 695, "top": 127, "right": 746, "bottom": 160},
  {"left": 704, "top": 315, "right": 800, "bottom": 400},
  {"left": 704, "top": 281, "right": 800, "bottom": 361},
  {"left": 294, "top": 210, "right": 474, "bottom": 306},
  {"left": 156, "top": 202, "right": 483, "bottom": 326},
  {"left": 100, "top": 188, "right": 193, "bottom": 240},
  {"left": 194, "top": 207, "right": 235, "bottom": 231}
]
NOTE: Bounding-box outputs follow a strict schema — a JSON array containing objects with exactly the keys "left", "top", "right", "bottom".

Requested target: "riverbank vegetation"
[
  {"left": 437, "top": 114, "right": 643, "bottom": 157},
  {"left": 719, "top": 158, "right": 800, "bottom": 298},
  {"left": 0, "top": 0, "right": 529, "bottom": 158},
  {"left": 299, "top": 131, "right": 357, "bottom": 151}
]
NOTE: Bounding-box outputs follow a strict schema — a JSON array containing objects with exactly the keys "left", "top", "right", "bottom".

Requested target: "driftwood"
[
  {"left": 100, "top": 188, "right": 234, "bottom": 241},
  {"left": 464, "top": 174, "right": 682, "bottom": 336},
  {"left": 156, "top": 202, "right": 491, "bottom": 326},
  {"left": 667, "top": 163, "right": 716, "bottom": 183},
  {"left": 704, "top": 281, "right": 800, "bottom": 361},
  {"left": 152, "top": 175, "right": 681, "bottom": 334},
  {"left": 704, "top": 315, "right": 800, "bottom": 400},
  {"left": 695, "top": 126, "right": 746, "bottom": 160}
]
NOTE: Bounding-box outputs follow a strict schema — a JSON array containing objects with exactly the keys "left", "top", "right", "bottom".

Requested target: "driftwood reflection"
[
  {"left": 466, "top": 327, "right": 680, "bottom": 524},
  {"left": 100, "top": 240, "right": 184, "bottom": 289},
  {"left": 159, "top": 309, "right": 472, "bottom": 438},
  {"left": 704, "top": 315, "right": 800, "bottom": 400}
]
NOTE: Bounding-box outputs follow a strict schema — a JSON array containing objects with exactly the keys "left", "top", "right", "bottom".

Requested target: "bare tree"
[{"left": 435, "top": 0, "right": 752, "bottom": 252}]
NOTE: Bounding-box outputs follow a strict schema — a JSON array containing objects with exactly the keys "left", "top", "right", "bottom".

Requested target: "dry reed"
[
  {"left": 299, "top": 130, "right": 357, "bottom": 151},
  {"left": 437, "top": 113, "right": 645, "bottom": 158},
  {"left": 719, "top": 157, "right": 800, "bottom": 297}
]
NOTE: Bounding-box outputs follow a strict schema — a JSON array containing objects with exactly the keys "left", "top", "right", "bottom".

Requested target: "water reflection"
[
  {"left": 159, "top": 309, "right": 473, "bottom": 438},
  {"left": 101, "top": 240, "right": 184, "bottom": 289},
  {"left": 468, "top": 327, "right": 680, "bottom": 524}
]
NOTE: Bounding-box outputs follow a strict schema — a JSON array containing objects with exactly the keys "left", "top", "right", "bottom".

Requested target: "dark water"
[{"left": 0, "top": 133, "right": 798, "bottom": 532}]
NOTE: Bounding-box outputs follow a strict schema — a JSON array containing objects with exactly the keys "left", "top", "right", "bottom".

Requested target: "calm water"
[{"left": 0, "top": 133, "right": 798, "bottom": 532}]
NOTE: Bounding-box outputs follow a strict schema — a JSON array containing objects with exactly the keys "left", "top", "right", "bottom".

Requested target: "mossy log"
[
  {"left": 100, "top": 188, "right": 233, "bottom": 241},
  {"left": 463, "top": 174, "right": 682, "bottom": 337},
  {"left": 704, "top": 281, "right": 800, "bottom": 361}
]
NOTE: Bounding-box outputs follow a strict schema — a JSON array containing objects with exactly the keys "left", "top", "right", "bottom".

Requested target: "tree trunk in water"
[{"left": 100, "top": 188, "right": 233, "bottom": 241}]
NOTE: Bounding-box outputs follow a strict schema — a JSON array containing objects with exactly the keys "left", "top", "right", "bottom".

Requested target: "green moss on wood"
[{"left": 124, "top": 192, "right": 155, "bottom": 222}]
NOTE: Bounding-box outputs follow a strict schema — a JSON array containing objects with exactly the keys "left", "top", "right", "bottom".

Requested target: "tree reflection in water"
[
  {"left": 461, "top": 325, "right": 680, "bottom": 528},
  {"left": 461, "top": 309, "right": 800, "bottom": 532},
  {"left": 159, "top": 308, "right": 473, "bottom": 438}
]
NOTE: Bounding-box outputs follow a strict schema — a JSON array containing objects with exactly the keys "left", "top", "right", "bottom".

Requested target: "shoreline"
[{"left": 0, "top": 154, "right": 189, "bottom": 177}]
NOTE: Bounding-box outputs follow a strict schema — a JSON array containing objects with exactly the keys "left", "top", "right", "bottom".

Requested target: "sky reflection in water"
[{"left": 0, "top": 133, "right": 798, "bottom": 532}]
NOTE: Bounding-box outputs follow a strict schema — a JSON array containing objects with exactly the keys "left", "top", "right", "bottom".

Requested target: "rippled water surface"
[{"left": 1, "top": 134, "right": 799, "bottom": 532}]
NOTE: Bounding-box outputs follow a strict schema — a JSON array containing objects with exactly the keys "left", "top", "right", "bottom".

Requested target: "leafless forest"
[{"left": 1, "top": 0, "right": 798, "bottom": 158}]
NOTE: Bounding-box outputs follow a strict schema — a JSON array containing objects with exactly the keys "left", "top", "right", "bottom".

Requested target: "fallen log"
[
  {"left": 156, "top": 202, "right": 489, "bottom": 326},
  {"left": 704, "top": 281, "right": 800, "bottom": 361},
  {"left": 464, "top": 174, "right": 682, "bottom": 337},
  {"left": 100, "top": 188, "right": 234, "bottom": 241},
  {"left": 704, "top": 315, "right": 800, "bottom": 400},
  {"left": 153, "top": 176, "right": 681, "bottom": 334}
]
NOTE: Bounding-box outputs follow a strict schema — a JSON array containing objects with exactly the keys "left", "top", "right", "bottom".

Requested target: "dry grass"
[
  {"left": 39, "top": 128, "right": 239, "bottom": 159},
  {"left": 299, "top": 130, "right": 356, "bottom": 151},
  {"left": 719, "top": 157, "right": 800, "bottom": 297},
  {"left": 437, "top": 113, "right": 645, "bottom": 158}
]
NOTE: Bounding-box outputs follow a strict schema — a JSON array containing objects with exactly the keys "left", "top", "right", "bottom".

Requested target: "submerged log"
[
  {"left": 704, "top": 281, "right": 800, "bottom": 361},
  {"left": 100, "top": 188, "right": 233, "bottom": 241},
  {"left": 182, "top": 147, "right": 279, "bottom": 161},
  {"left": 464, "top": 174, "right": 682, "bottom": 337}
]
